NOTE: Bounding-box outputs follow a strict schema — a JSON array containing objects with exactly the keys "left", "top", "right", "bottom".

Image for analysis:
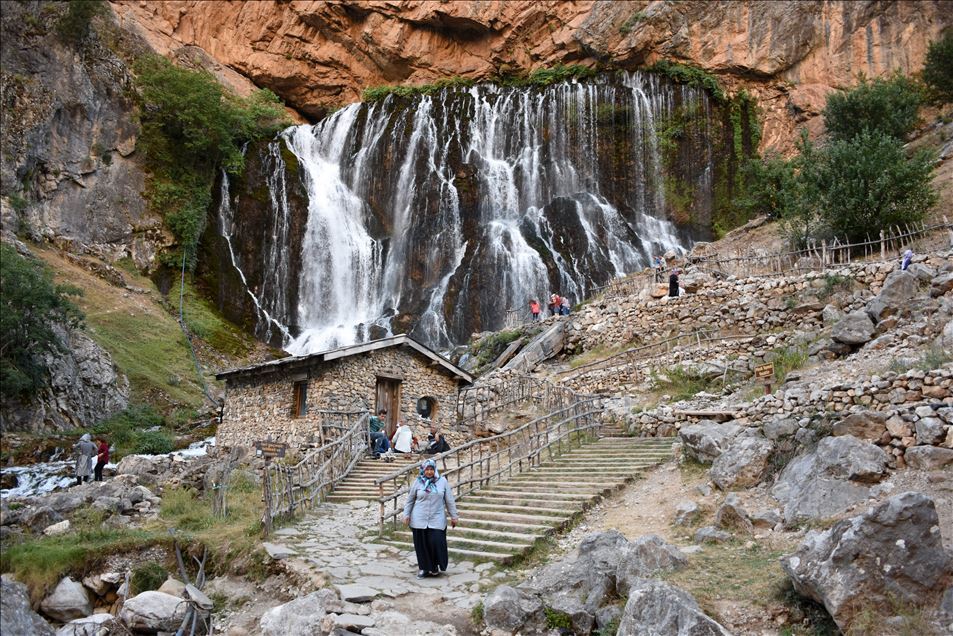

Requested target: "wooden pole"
[{"left": 262, "top": 459, "right": 273, "bottom": 538}]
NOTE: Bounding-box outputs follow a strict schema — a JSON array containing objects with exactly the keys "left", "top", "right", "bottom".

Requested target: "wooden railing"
[
  {"left": 262, "top": 411, "right": 369, "bottom": 531},
  {"left": 375, "top": 399, "right": 602, "bottom": 534},
  {"left": 692, "top": 221, "right": 952, "bottom": 279},
  {"left": 557, "top": 329, "right": 756, "bottom": 381},
  {"left": 453, "top": 374, "right": 582, "bottom": 432}
]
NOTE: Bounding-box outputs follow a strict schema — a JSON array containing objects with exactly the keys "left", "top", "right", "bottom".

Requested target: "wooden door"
[{"left": 375, "top": 377, "right": 401, "bottom": 436}]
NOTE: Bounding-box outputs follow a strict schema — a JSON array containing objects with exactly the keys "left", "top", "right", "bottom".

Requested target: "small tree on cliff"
[
  {"left": 0, "top": 245, "right": 83, "bottom": 400},
  {"left": 822, "top": 73, "right": 922, "bottom": 142},
  {"left": 922, "top": 31, "right": 953, "bottom": 104}
]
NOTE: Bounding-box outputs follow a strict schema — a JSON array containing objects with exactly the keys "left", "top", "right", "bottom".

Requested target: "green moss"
[
  {"left": 619, "top": 11, "right": 647, "bottom": 35},
  {"left": 279, "top": 139, "right": 300, "bottom": 175},
  {"left": 646, "top": 60, "right": 725, "bottom": 103},
  {"left": 362, "top": 76, "right": 475, "bottom": 102},
  {"left": 176, "top": 274, "right": 253, "bottom": 357},
  {"left": 544, "top": 607, "right": 573, "bottom": 629},
  {"left": 131, "top": 562, "right": 168, "bottom": 594}
]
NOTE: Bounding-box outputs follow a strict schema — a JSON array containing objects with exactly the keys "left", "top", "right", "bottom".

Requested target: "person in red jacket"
[
  {"left": 94, "top": 437, "right": 109, "bottom": 482},
  {"left": 529, "top": 299, "right": 540, "bottom": 321}
]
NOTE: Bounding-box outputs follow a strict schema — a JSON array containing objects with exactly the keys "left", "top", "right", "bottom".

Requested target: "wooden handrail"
[{"left": 375, "top": 399, "right": 602, "bottom": 535}]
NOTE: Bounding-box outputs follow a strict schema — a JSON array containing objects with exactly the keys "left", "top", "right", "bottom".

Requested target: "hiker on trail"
[
  {"left": 422, "top": 425, "right": 450, "bottom": 455},
  {"left": 654, "top": 255, "right": 665, "bottom": 282},
  {"left": 529, "top": 299, "right": 541, "bottom": 322},
  {"left": 392, "top": 420, "right": 414, "bottom": 454},
  {"left": 901, "top": 249, "right": 913, "bottom": 271},
  {"left": 73, "top": 433, "right": 96, "bottom": 485},
  {"left": 668, "top": 269, "right": 680, "bottom": 298},
  {"left": 94, "top": 437, "right": 109, "bottom": 482},
  {"left": 560, "top": 295, "right": 571, "bottom": 316},
  {"left": 548, "top": 294, "right": 559, "bottom": 317},
  {"left": 403, "top": 458, "right": 458, "bottom": 578},
  {"left": 369, "top": 409, "right": 389, "bottom": 457}
]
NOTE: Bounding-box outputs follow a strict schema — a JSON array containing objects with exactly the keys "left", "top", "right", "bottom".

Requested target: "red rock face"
[{"left": 110, "top": 0, "right": 950, "bottom": 151}]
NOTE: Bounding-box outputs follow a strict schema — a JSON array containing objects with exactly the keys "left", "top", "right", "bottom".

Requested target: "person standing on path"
[
  {"left": 73, "top": 433, "right": 96, "bottom": 485},
  {"left": 668, "top": 269, "right": 680, "bottom": 298},
  {"left": 94, "top": 437, "right": 109, "bottom": 482},
  {"left": 403, "top": 459, "right": 458, "bottom": 578}
]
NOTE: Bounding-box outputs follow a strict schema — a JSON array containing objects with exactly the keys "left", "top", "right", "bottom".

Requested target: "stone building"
[{"left": 215, "top": 335, "right": 473, "bottom": 448}]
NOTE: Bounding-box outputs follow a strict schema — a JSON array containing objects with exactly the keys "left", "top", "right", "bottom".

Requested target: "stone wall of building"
[{"left": 218, "top": 346, "right": 464, "bottom": 448}]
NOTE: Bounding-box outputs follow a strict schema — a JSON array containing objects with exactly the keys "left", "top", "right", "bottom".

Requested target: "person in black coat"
[{"left": 668, "top": 269, "right": 680, "bottom": 297}]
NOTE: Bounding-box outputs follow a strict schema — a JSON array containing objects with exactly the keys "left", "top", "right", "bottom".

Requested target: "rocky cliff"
[{"left": 111, "top": 0, "right": 951, "bottom": 151}]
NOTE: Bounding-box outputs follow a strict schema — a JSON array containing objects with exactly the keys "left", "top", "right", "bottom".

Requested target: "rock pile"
[{"left": 482, "top": 530, "right": 729, "bottom": 635}]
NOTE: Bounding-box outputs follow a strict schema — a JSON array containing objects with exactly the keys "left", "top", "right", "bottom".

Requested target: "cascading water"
[{"left": 236, "top": 71, "right": 718, "bottom": 353}]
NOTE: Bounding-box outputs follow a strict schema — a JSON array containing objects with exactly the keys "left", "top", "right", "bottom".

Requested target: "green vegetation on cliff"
[
  {"left": 822, "top": 73, "right": 922, "bottom": 142},
  {"left": 922, "top": 31, "right": 953, "bottom": 103},
  {"left": 55, "top": 0, "right": 107, "bottom": 45},
  {"left": 134, "top": 55, "right": 290, "bottom": 267},
  {"left": 0, "top": 245, "right": 83, "bottom": 401}
]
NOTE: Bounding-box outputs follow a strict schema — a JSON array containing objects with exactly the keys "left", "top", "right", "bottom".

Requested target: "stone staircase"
[
  {"left": 380, "top": 436, "right": 674, "bottom": 563},
  {"left": 325, "top": 453, "right": 419, "bottom": 503}
]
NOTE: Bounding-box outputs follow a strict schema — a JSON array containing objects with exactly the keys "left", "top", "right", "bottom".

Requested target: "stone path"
[{"left": 266, "top": 499, "right": 492, "bottom": 612}]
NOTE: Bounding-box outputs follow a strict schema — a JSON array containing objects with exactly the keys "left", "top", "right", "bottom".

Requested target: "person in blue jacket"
[{"left": 403, "top": 459, "right": 459, "bottom": 578}]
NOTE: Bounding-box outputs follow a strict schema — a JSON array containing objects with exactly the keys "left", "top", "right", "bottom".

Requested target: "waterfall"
[{"left": 252, "top": 71, "right": 715, "bottom": 352}]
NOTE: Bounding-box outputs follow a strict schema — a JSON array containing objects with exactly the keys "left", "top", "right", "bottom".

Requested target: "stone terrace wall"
[
  {"left": 218, "top": 347, "right": 463, "bottom": 449},
  {"left": 633, "top": 366, "right": 953, "bottom": 466},
  {"left": 563, "top": 332, "right": 800, "bottom": 395},
  {"left": 567, "top": 261, "right": 905, "bottom": 354}
]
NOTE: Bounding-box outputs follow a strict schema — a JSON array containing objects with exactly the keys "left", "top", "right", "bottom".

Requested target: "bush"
[
  {"left": 92, "top": 405, "right": 171, "bottom": 459},
  {"left": 922, "top": 31, "right": 953, "bottom": 104},
  {"left": 56, "top": 0, "right": 108, "bottom": 45},
  {"left": 734, "top": 153, "right": 799, "bottom": 220},
  {"left": 134, "top": 55, "right": 290, "bottom": 266},
  {"left": 646, "top": 60, "right": 725, "bottom": 102},
  {"left": 822, "top": 74, "right": 922, "bottom": 142},
  {"left": 0, "top": 245, "right": 83, "bottom": 400},
  {"left": 131, "top": 562, "right": 167, "bottom": 594},
  {"left": 132, "top": 430, "right": 174, "bottom": 455},
  {"left": 812, "top": 130, "right": 936, "bottom": 243}
]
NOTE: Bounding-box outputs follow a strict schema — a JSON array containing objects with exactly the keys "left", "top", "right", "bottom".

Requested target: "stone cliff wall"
[{"left": 111, "top": 0, "right": 951, "bottom": 151}]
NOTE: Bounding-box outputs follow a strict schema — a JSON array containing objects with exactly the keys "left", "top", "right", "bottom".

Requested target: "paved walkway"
[{"left": 265, "top": 499, "right": 493, "bottom": 612}]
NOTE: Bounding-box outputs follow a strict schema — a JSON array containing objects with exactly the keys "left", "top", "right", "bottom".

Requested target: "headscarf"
[
  {"left": 80, "top": 433, "right": 91, "bottom": 442},
  {"left": 417, "top": 459, "right": 440, "bottom": 492}
]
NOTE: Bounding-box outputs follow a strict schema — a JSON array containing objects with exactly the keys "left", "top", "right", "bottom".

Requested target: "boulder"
[
  {"left": 904, "top": 446, "right": 953, "bottom": 470},
  {"left": 362, "top": 610, "right": 457, "bottom": 636},
  {"left": 750, "top": 509, "right": 782, "bottom": 529},
  {"left": 831, "top": 410, "right": 888, "bottom": 441},
  {"left": 40, "top": 577, "right": 92, "bottom": 623},
  {"left": 615, "top": 535, "right": 687, "bottom": 597},
  {"left": 1, "top": 576, "right": 55, "bottom": 636},
  {"left": 156, "top": 578, "right": 186, "bottom": 598},
  {"left": 114, "top": 455, "right": 168, "bottom": 486},
  {"left": 781, "top": 492, "right": 953, "bottom": 632},
  {"left": 483, "top": 585, "right": 545, "bottom": 634},
  {"left": 520, "top": 530, "right": 630, "bottom": 633},
  {"left": 335, "top": 583, "right": 377, "bottom": 603},
  {"left": 831, "top": 311, "right": 875, "bottom": 345},
  {"left": 821, "top": 304, "right": 844, "bottom": 325},
  {"left": 763, "top": 416, "right": 798, "bottom": 440},
  {"left": 259, "top": 590, "right": 335, "bottom": 636},
  {"left": 55, "top": 613, "right": 116, "bottom": 636},
  {"left": 618, "top": 579, "right": 731, "bottom": 635},
  {"left": 714, "top": 493, "right": 753, "bottom": 534},
  {"left": 694, "top": 526, "right": 731, "bottom": 544},
  {"left": 678, "top": 421, "right": 742, "bottom": 464},
  {"left": 930, "top": 271, "right": 953, "bottom": 297},
  {"left": 673, "top": 500, "right": 700, "bottom": 526},
  {"left": 866, "top": 270, "right": 918, "bottom": 323},
  {"left": 938, "top": 318, "right": 953, "bottom": 352},
  {"left": 119, "top": 591, "right": 189, "bottom": 633},
  {"left": 710, "top": 436, "right": 774, "bottom": 489},
  {"left": 772, "top": 436, "right": 889, "bottom": 525},
  {"left": 916, "top": 418, "right": 947, "bottom": 445},
  {"left": 43, "top": 519, "right": 71, "bottom": 536}
]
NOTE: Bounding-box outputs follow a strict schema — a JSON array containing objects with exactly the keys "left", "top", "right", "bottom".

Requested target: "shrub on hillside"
[
  {"left": 822, "top": 74, "right": 922, "bottom": 142},
  {"left": 0, "top": 245, "right": 83, "bottom": 400},
  {"left": 922, "top": 31, "right": 953, "bottom": 104},
  {"left": 134, "top": 55, "right": 290, "bottom": 267},
  {"left": 56, "top": 0, "right": 108, "bottom": 45},
  {"left": 811, "top": 130, "right": 937, "bottom": 243},
  {"left": 92, "top": 404, "right": 174, "bottom": 459}
]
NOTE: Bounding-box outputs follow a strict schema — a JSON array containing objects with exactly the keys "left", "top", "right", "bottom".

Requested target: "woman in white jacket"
[
  {"left": 391, "top": 420, "right": 414, "bottom": 453},
  {"left": 403, "top": 459, "right": 459, "bottom": 578}
]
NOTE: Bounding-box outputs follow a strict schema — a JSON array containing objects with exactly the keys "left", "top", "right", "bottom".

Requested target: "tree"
[
  {"left": 0, "top": 245, "right": 83, "bottom": 400},
  {"left": 822, "top": 74, "right": 922, "bottom": 142},
  {"left": 922, "top": 31, "right": 953, "bottom": 104},
  {"left": 811, "top": 130, "right": 937, "bottom": 243},
  {"left": 56, "top": 0, "right": 108, "bottom": 45}
]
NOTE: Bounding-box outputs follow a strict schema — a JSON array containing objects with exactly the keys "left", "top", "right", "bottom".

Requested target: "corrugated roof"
[{"left": 216, "top": 334, "right": 473, "bottom": 383}]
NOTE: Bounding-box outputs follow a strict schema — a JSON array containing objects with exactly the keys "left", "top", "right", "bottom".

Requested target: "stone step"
[
  {"left": 456, "top": 508, "right": 570, "bottom": 524},
  {"left": 391, "top": 531, "right": 526, "bottom": 554},
  {"left": 456, "top": 501, "right": 570, "bottom": 516},
  {"left": 468, "top": 489, "right": 594, "bottom": 501},
  {"left": 499, "top": 479, "right": 620, "bottom": 491},
  {"left": 382, "top": 540, "right": 513, "bottom": 563},
  {"left": 458, "top": 517, "right": 555, "bottom": 533}
]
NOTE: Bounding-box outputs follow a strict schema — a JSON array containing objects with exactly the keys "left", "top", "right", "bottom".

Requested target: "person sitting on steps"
[
  {"left": 369, "top": 408, "right": 388, "bottom": 458},
  {"left": 422, "top": 425, "right": 450, "bottom": 455}
]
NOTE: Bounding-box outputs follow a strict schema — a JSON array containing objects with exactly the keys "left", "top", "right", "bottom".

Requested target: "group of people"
[
  {"left": 528, "top": 294, "right": 570, "bottom": 320},
  {"left": 73, "top": 433, "right": 109, "bottom": 485},
  {"left": 368, "top": 409, "right": 451, "bottom": 460}
]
